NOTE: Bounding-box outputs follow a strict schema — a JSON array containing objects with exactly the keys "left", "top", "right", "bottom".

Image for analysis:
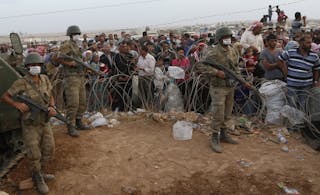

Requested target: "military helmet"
[
  {"left": 66, "top": 25, "right": 81, "bottom": 36},
  {"left": 24, "top": 52, "right": 44, "bottom": 65},
  {"left": 215, "top": 27, "right": 233, "bottom": 42}
]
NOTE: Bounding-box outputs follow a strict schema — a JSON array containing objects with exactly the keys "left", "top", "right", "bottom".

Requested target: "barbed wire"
[{"left": 50, "top": 64, "right": 320, "bottom": 149}]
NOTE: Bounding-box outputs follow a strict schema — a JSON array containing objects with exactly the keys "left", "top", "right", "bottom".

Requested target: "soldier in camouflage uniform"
[
  {"left": 57, "top": 25, "right": 90, "bottom": 137},
  {"left": 1, "top": 53, "right": 56, "bottom": 194},
  {"left": 0, "top": 48, "right": 25, "bottom": 75},
  {"left": 194, "top": 27, "right": 247, "bottom": 153}
]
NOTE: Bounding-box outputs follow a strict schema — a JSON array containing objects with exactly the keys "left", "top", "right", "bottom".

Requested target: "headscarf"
[{"left": 249, "top": 21, "right": 263, "bottom": 31}]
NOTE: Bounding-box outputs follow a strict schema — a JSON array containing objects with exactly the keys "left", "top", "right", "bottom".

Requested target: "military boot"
[
  {"left": 76, "top": 118, "right": 90, "bottom": 130},
  {"left": 221, "top": 128, "right": 239, "bottom": 144},
  {"left": 32, "top": 171, "right": 49, "bottom": 194},
  {"left": 67, "top": 124, "right": 80, "bottom": 137},
  {"left": 211, "top": 131, "right": 222, "bottom": 153}
]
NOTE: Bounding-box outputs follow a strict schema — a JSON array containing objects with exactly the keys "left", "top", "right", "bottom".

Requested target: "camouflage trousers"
[
  {"left": 22, "top": 121, "right": 55, "bottom": 172},
  {"left": 209, "top": 87, "right": 235, "bottom": 133},
  {"left": 64, "top": 76, "right": 87, "bottom": 125}
]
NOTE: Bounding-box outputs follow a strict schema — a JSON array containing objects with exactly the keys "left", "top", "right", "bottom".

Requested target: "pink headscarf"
[{"left": 249, "top": 21, "right": 263, "bottom": 31}]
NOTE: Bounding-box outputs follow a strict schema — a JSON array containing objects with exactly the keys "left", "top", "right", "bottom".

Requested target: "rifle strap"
[{"left": 23, "top": 76, "right": 49, "bottom": 105}]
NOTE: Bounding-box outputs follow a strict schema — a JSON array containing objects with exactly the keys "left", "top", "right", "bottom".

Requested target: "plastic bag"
[
  {"left": 172, "top": 121, "right": 193, "bottom": 140},
  {"left": 91, "top": 117, "right": 108, "bottom": 128},
  {"left": 265, "top": 112, "right": 283, "bottom": 125},
  {"left": 259, "top": 80, "right": 287, "bottom": 125},
  {"left": 168, "top": 66, "right": 185, "bottom": 79},
  {"left": 88, "top": 112, "right": 104, "bottom": 122},
  {"left": 259, "top": 80, "right": 287, "bottom": 97},
  {"left": 280, "top": 105, "right": 305, "bottom": 126},
  {"left": 164, "top": 82, "right": 184, "bottom": 112}
]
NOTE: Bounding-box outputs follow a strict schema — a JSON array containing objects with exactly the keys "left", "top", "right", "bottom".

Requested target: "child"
[
  {"left": 154, "top": 57, "right": 169, "bottom": 109},
  {"left": 243, "top": 46, "right": 258, "bottom": 74}
]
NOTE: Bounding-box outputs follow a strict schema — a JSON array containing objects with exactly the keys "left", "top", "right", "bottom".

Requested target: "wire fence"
[
  {"left": 50, "top": 69, "right": 320, "bottom": 146},
  {"left": 51, "top": 71, "right": 266, "bottom": 115}
]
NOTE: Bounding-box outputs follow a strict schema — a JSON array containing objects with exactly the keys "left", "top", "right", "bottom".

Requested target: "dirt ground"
[{"left": 1, "top": 113, "right": 320, "bottom": 195}]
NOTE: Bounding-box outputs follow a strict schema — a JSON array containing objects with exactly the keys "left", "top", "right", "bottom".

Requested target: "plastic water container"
[
  {"left": 277, "top": 133, "right": 288, "bottom": 144},
  {"left": 172, "top": 121, "right": 193, "bottom": 141}
]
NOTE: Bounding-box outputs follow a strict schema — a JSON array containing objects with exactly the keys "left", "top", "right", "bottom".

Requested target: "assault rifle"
[
  {"left": 201, "top": 60, "right": 260, "bottom": 95},
  {"left": 58, "top": 53, "right": 105, "bottom": 76},
  {"left": 16, "top": 94, "right": 75, "bottom": 128},
  {"left": 198, "top": 60, "right": 266, "bottom": 118}
]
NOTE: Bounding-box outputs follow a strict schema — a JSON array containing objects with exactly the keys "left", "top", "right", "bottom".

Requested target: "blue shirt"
[{"left": 279, "top": 48, "right": 320, "bottom": 88}]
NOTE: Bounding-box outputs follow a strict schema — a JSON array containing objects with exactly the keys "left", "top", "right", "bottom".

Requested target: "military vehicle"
[{"left": 0, "top": 33, "right": 25, "bottom": 177}]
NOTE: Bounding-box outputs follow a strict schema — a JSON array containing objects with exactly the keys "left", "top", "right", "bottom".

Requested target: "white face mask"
[
  {"left": 222, "top": 38, "right": 232, "bottom": 45},
  {"left": 29, "top": 66, "right": 41, "bottom": 75},
  {"left": 72, "top": 35, "right": 80, "bottom": 41}
]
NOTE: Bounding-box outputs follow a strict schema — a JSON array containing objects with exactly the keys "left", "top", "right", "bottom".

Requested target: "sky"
[{"left": 0, "top": 0, "right": 319, "bottom": 35}]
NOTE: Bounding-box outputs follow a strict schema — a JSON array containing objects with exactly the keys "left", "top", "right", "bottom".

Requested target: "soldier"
[
  {"left": 1, "top": 53, "right": 56, "bottom": 194},
  {"left": 194, "top": 27, "right": 249, "bottom": 153},
  {"left": 57, "top": 25, "right": 90, "bottom": 137},
  {"left": 0, "top": 44, "right": 25, "bottom": 75}
]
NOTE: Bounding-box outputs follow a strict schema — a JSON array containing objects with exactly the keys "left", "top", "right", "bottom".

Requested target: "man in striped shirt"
[{"left": 278, "top": 32, "right": 320, "bottom": 110}]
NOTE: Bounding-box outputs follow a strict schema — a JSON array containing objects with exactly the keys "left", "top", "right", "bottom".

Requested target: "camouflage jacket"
[
  {"left": 193, "top": 44, "right": 240, "bottom": 88},
  {"left": 7, "top": 74, "right": 52, "bottom": 123},
  {"left": 60, "top": 40, "right": 84, "bottom": 76}
]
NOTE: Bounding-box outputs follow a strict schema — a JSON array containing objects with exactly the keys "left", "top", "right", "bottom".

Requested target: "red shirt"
[
  {"left": 244, "top": 55, "right": 257, "bottom": 73},
  {"left": 171, "top": 57, "right": 190, "bottom": 70},
  {"left": 171, "top": 57, "right": 190, "bottom": 81}
]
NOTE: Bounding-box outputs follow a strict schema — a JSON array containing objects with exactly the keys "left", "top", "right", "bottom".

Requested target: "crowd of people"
[{"left": 1, "top": 9, "right": 320, "bottom": 194}]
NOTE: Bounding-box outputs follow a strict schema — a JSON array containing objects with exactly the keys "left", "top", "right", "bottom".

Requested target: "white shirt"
[
  {"left": 240, "top": 30, "right": 264, "bottom": 52},
  {"left": 137, "top": 53, "right": 156, "bottom": 76}
]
